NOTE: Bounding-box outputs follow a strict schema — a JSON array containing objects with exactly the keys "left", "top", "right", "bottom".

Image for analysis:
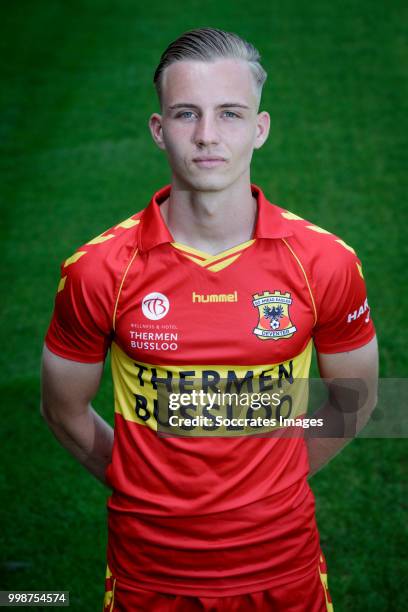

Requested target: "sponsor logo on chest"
[
  {"left": 130, "top": 288, "right": 298, "bottom": 353},
  {"left": 141, "top": 292, "right": 170, "bottom": 320},
  {"left": 130, "top": 292, "right": 178, "bottom": 351}
]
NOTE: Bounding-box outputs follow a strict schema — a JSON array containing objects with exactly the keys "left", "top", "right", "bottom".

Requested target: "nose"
[{"left": 193, "top": 113, "right": 220, "bottom": 147}]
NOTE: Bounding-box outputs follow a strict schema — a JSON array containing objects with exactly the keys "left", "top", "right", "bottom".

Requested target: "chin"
[{"left": 183, "top": 174, "right": 234, "bottom": 193}]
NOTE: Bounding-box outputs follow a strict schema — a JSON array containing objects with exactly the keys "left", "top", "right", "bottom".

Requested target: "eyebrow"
[{"left": 168, "top": 102, "right": 250, "bottom": 110}]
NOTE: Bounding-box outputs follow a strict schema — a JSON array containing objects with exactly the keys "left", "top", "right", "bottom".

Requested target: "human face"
[{"left": 149, "top": 59, "right": 270, "bottom": 192}]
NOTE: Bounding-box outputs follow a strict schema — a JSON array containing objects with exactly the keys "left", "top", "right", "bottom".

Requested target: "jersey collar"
[{"left": 138, "top": 183, "right": 292, "bottom": 252}]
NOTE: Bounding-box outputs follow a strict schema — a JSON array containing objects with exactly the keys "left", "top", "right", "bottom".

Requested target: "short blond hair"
[{"left": 153, "top": 27, "right": 267, "bottom": 106}]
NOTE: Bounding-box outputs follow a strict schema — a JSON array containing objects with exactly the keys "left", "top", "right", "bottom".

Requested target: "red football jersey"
[{"left": 45, "top": 184, "right": 375, "bottom": 596}]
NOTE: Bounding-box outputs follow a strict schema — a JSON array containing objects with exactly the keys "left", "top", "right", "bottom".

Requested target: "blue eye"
[
  {"left": 177, "top": 111, "right": 196, "bottom": 119},
  {"left": 223, "top": 111, "right": 238, "bottom": 118}
]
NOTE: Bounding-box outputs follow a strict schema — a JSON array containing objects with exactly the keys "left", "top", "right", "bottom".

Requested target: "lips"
[
  {"left": 192, "top": 157, "right": 227, "bottom": 168},
  {"left": 193, "top": 156, "right": 226, "bottom": 162}
]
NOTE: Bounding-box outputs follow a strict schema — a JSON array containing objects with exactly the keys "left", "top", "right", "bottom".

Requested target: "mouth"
[{"left": 192, "top": 157, "right": 227, "bottom": 168}]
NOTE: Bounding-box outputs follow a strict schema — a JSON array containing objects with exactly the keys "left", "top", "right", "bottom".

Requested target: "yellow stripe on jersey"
[
  {"left": 356, "top": 262, "right": 364, "bottom": 278},
  {"left": 115, "top": 217, "right": 140, "bottom": 229},
  {"left": 171, "top": 242, "right": 209, "bottom": 259},
  {"left": 172, "top": 239, "right": 255, "bottom": 260},
  {"left": 110, "top": 340, "right": 313, "bottom": 435},
  {"left": 64, "top": 251, "right": 87, "bottom": 267},
  {"left": 57, "top": 276, "right": 67, "bottom": 293},
  {"left": 87, "top": 232, "right": 115, "bottom": 245},
  {"left": 281, "top": 211, "right": 304, "bottom": 221},
  {"left": 172, "top": 240, "right": 255, "bottom": 271},
  {"left": 206, "top": 254, "right": 241, "bottom": 272},
  {"left": 336, "top": 239, "right": 356, "bottom": 254},
  {"left": 306, "top": 224, "right": 332, "bottom": 235},
  {"left": 103, "top": 579, "right": 116, "bottom": 612},
  {"left": 179, "top": 253, "right": 243, "bottom": 271},
  {"left": 318, "top": 564, "right": 334, "bottom": 612},
  {"left": 182, "top": 253, "right": 208, "bottom": 266}
]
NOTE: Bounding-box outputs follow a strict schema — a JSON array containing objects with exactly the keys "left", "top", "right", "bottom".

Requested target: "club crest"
[{"left": 252, "top": 291, "right": 297, "bottom": 340}]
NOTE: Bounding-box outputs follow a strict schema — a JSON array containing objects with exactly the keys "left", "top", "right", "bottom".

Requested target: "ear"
[
  {"left": 254, "top": 111, "right": 270, "bottom": 150},
  {"left": 149, "top": 113, "right": 166, "bottom": 150}
]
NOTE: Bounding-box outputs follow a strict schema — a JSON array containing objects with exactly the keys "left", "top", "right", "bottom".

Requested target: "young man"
[{"left": 41, "top": 28, "right": 378, "bottom": 611}]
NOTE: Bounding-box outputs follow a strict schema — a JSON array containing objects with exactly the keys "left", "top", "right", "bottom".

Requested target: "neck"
[{"left": 159, "top": 174, "right": 257, "bottom": 255}]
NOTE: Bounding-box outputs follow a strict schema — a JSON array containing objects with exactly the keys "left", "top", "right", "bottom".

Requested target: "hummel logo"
[{"left": 192, "top": 291, "right": 238, "bottom": 303}]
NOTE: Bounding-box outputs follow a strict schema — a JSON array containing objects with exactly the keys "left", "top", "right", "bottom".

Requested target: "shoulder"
[
  {"left": 46, "top": 210, "right": 146, "bottom": 360},
  {"left": 279, "top": 206, "right": 375, "bottom": 347},
  {"left": 279, "top": 207, "right": 362, "bottom": 279},
  {"left": 59, "top": 210, "right": 145, "bottom": 290},
  {"left": 277, "top": 206, "right": 371, "bottom": 331}
]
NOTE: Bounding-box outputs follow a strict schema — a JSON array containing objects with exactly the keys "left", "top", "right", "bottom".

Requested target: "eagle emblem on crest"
[{"left": 252, "top": 290, "right": 297, "bottom": 340}]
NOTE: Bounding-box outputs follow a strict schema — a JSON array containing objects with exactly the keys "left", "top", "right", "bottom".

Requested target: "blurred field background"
[{"left": 0, "top": 0, "right": 407, "bottom": 610}]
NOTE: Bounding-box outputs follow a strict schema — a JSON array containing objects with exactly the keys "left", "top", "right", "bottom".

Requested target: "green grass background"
[{"left": 1, "top": 0, "right": 407, "bottom": 610}]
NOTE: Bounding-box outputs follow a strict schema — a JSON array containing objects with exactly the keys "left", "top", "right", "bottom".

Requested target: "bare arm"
[
  {"left": 40, "top": 344, "right": 113, "bottom": 487},
  {"left": 307, "top": 335, "right": 379, "bottom": 477}
]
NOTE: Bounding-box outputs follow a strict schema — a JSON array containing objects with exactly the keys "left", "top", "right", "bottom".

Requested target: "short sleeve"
[
  {"left": 45, "top": 253, "right": 114, "bottom": 363},
  {"left": 313, "top": 248, "right": 376, "bottom": 354}
]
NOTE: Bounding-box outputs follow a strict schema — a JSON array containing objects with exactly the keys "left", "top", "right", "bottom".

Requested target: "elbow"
[
  {"left": 40, "top": 397, "right": 57, "bottom": 425},
  {"left": 40, "top": 399, "right": 50, "bottom": 422},
  {"left": 367, "top": 380, "right": 379, "bottom": 416},
  {"left": 359, "top": 391, "right": 378, "bottom": 429},
  {"left": 368, "top": 392, "right": 378, "bottom": 419}
]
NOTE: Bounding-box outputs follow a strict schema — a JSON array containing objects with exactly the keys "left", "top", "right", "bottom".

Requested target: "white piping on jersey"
[
  {"left": 113, "top": 248, "right": 139, "bottom": 331},
  {"left": 281, "top": 238, "right": 318, "bottom": 327}
]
